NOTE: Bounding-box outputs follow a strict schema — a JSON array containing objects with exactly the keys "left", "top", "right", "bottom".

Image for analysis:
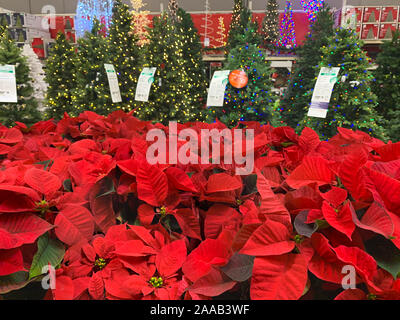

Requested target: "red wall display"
[
  {"left": 355, "top": 7, "right": 363, "bottom": 24},
  {"left": 381, "top": 6, "right": 399, "bottom": 22},
  {"left": 361, "top": 23, "right": 379, "bottom": 40},
  {"left": 146, "top": 12, "right": 310, "bottom": 51},
  {"left": 355, "top": 25, "right": 361, "bottom": 37},
  {"left": 342, "top": 7, "right": 363, "bottom": 25},
  {"left": 31, "top": 38, "right": 45, "bottom": 59},
  {"left": 190, "top": 12, "right": 310, "bottom": 50},
  {"left": 379, "top": 23, "right": 397, "bottom": 39},
  {"left": 363, "top": 7, "right": 381, "bottom": 23},
  {"left": 49, "top": 16, "right": 76, "bottom": 42}
]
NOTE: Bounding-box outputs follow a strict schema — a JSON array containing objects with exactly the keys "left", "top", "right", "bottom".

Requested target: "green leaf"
[
  {"left": 315, "top": 219, "right": 330, "bottom": 230},
  {"left": 95, "top": 177, "right": 115, "bottom": 198},
  {"left": 365, "top": 236, "right": 400, "bottom": 279},
  {"left": 221, "top": 253, "right": 255, "bottom": 282},
  {"left": 187, "top": 172, "right": 195, "bottom": 178},
  {"left": 242, "top": 174, "right": 257, "bottom": 196},
  {"left": 35, "top": 160, "right": 53, "bottom": 171},
  {"left": 0, "top": 271, "right": 30, "bottom": 294},
  {"left": 29, "top": 233, "right": 65, "bottom": 280},
  {"left": 63, "top": 179, "right": 72, "bottom": 192}
]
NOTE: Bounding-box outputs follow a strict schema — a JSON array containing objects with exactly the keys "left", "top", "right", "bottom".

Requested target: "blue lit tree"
[{"left": 76, "top": 0, "right": 114, "bottom": 38}]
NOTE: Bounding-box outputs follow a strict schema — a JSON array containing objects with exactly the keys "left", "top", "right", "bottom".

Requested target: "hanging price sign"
[
  {"left": 0, "top": 65, "right": 17, "bottom": 103},
  {"left": 135, "top": 67, "right": 157, "bottom": 102},
  {"left": 104, "top": 64, "right": 122, "bottom": 103},
  {"left": 207, "top": 70, "right": 230, "bottom": 107},
  {"left": 307, "top": 67, "right": 340, "bottom": 119}
]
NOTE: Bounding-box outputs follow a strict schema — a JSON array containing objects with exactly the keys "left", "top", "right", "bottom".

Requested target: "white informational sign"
[
  {"left": 104, "top": 64, "right": 122, "bottom": 103},
  {"left": 207, "top": 70, "right": 230, "bottom": 107},
  {"left": 0, "top": 65, "right": 17, "bottom": 103},
  {"left": 307, "top": 67, "right": 340, "bottom": 118},
  {"left": 135, "top": 67, "right": 157, "bottom": 102}
]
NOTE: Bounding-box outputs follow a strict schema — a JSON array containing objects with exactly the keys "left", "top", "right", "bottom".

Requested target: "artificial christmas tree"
[
  {"left": 130, "top": 0, "right": 151, "bottom": 47},
  {"left": 176, "top": 8, "right": 208, "bottom": 110},
  {"left": 215, "top": 16, "right": 227, "bottom": 48},
  {"left": 300, "top": 28, "right": 386, "bottom": 140},
  {"left": 72, "top": 19, "right": 118, "bottom": 115},
  {"left": 262, "top": 0, "right": 279, "bottom": 46},
  {"left": 373, "top": 31, "right": 400, "bottom": 141},
  {"left": 208, "top": 22, "right": 278, "bottom": 126},
  {"left": 168, "top": 0, "right": 179, "bottom": 23},
  {"left": 278, "top": 0, "right": 297, "bottom": 48},
  {"left": 135, "top": 13, "right": 205, "bottom": 124},
  {"left": 108, "top": 0, "right": 141, "bottom": 111},
  {"left": 201, "top": 0, "right": 214, "bottom": 48},
  {"left": 280, "top": 6, "right": 334, "bottom": 128},
  {"left": 0, "top": 31, "right": 41, "bottom": 127},
  {"left": 300, "top": 0, "right": 324, "bottom": 22},
  {"left": 21, "top": 44, "right": 48, "bottom": 111},
  {"left": 227, "top": 0, "right": 260, "bottom": 51},
  {"left": 45, "top": 33, "right": 78, "bottom": 119},
  {"left": 75, "top": 0, "right": 114, "bottom": 38}
]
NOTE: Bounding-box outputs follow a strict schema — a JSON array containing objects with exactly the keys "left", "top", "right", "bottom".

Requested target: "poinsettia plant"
[{"left": 1, "top": 111, "right": 400, "bottom": 300}]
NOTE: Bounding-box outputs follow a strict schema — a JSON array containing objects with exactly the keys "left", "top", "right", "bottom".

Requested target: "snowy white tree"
[{"left": 21, "top": 44, "right": 48, "bottom": 111}]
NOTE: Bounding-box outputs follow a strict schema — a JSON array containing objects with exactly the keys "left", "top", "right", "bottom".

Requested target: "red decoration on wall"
[
  {"left": 189, "top": 12, "right": 310, "bottom": 50},
  {"left": 49, "top": 12, "right": 311, "bottom": 50},
  {"left": 379, "top": 23, "right": 397, "bottom": 39},
  {"left": 362, "top": 7, "right": 381, "bottom": 23},
  {"left": 32, "top": 38, "right": 45, "bottom": 59},
  {"left": 361, "top": 23, "right": 379, "bottom": 40},
  {"left": 381, "top": 7, "right": 399, "bottom": 23}
]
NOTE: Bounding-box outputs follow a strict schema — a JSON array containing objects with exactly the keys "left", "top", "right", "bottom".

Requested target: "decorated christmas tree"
[
  {"left": 215, "top": 16, "right": 227, "bottom": 48},
  {"left": 262, "top": 0, "right": 279, "bottom": 46},
  {"left": 0, "top": 31, "right": 41, "bottom": 127},
  {"left": 373, "top": 31, "right": 400, "bottom": 141},
  {"left": 108, "top": 0, "right": 141, "bottom": 111},
  {"left": 280, "top": 6, "right": 334, "bottom": 128},
  {"left": 278, "top": 0, "right": 297, "bottom": 48},
  {"left": 208, "top": 22, "right": 278, "bottom": 126},
  {"left": 168, "top": 0, "right": 179, "bottom": 23},
  {"left": 21, "top": 44, "right": 48, "bottom": 112},
  {"left": 300, "top": 28, "right": 386, "bottom": 140},
  {"left": 134, "top": 13, "right": 205, "bottom": 124},
  {"left": 72, "top": 19, "right": 118, "bottom": 115},
  {"left": 176, "top": 8, "right": 208, "bottom": 110},
  {"left": 130, "top": 0, "right": 151, "bottom": 47},
  {"left": 45, "top": 33, "right": 78, "bottom": 119},
  {"left": 300, "top": 0, "right": 324, "bottom": 23},
  {"left": 201, "top": 0, "right": 214, "bottom": 48},
  {"left": 75, "top": 0, "right": 114, "bottom": 38},
  {"left": 227, "top": 0, "right": 260, "bottom": 51}
]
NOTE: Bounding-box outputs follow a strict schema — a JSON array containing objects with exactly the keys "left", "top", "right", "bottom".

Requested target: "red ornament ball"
[{"left": 229, "top": 69, "right": 248, "bottom": 89}]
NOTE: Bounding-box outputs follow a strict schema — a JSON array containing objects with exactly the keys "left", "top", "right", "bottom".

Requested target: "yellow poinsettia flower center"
[
  {"left": 149, "top": 276, "right": 164, "bottom": 288},
  {"left": 94, "top": 258, "right": 107, "bottom": 270},
  {"left": 159, "top": 206, "right": 167, "bottom": 218},
  {"left": 35, "top": 200, "right": 50, "bottom": 215}
]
